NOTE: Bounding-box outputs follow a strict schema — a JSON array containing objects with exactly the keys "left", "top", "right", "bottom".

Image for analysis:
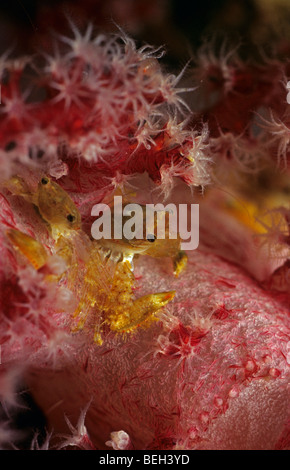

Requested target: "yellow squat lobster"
[{"left": 3, "top": 176, "right": 187, "bottom": 344}]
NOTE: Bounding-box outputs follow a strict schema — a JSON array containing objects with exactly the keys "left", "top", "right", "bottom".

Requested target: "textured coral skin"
[
  {"left": 25, "top": 249, "right": 289, "bottom": 450},
  {"left": 0, "top": 19, "right": 290, "bottom": 450}
]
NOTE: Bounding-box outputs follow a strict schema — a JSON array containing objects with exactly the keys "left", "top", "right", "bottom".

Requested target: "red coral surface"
[
  {"left": 26, "top": 249, "right": 290, "bottom": 450},
  {"left": 0, "top": 16, "right": 289, "bottom": 451}
]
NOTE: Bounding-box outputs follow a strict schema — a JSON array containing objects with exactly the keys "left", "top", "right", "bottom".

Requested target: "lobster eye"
[
  {"left": 41, "top": 177, "right": 49, "bottom": 185},
  {"left": 147, "top": 234, "right": 156, "bottom": 243},
  {"left": 67, "top": 214, "right": 75, "bottom": 223}
]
